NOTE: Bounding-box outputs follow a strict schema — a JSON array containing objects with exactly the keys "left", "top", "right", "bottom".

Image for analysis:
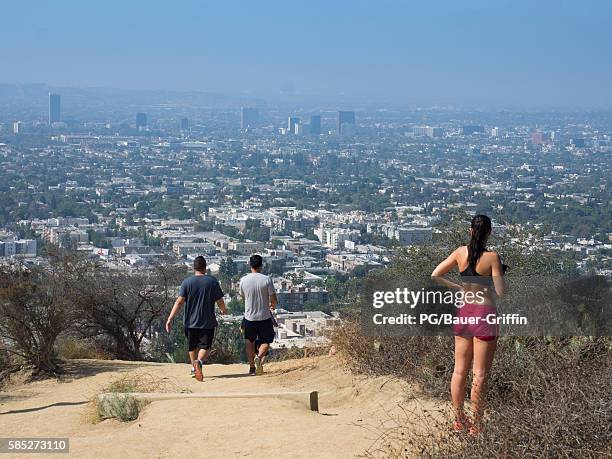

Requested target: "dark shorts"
[
  {"left": 186, "top": 327, "right": 216, "bottom": 351},
  {"left": 243, "top": 318, "right": 275, "bottom": 344}
]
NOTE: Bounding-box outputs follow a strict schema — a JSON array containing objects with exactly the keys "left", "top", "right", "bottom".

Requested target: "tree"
[
  {"left": 209, "top": 321, "right": 245, "bottom": 363},
  {"left": 227, "top": 297, "right": 244, "bottom": 315},
  {"left": 74, "top": 263, "right": 183, "bottom": 360},
  {"left": 0, "top": 256, "right": 81, "bottom": 373}
]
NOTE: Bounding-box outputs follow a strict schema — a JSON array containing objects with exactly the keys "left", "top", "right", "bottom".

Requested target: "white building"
[
  {"left": 0, "top": 239, "right": 37, "bottom": 257},
  {"left": 314, "top": 226, "right": 359, "bottom": 250}
]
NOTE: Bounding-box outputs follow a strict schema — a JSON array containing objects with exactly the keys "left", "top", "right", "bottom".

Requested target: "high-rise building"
[
  {"left": 48, "top": 93, "right": 60, "bottom": 125},
  {"left": 490, "top": 127, "right": 501, "bottom": 137},
  {"left": 531, "top": 131, "right": 544, "bottom": 145},
  {"left": 12, "top": 121, "right": 23, "bottom": 134},
  {"left": 413, "top": 125, "right": 443, "bottom": 138},
  {"left": 180, "top": 117, "right": 189, "bottom": 130},
  {"left": 136, "top": 113, "right": 147, "bottom": 129},
  {"left": 430, "top": 127, "right": 444, "bottom": 138},
  {"left": 338, "top": 111, "right": 355, "bottom": 135},
  {"left": 241, "top": 107, "right": 259, "bottom": 130},
  {"left": 287, "top": 116, "right": 300, "bottom": 135},
  {"left": 310, "top": 115, "right": 321, "bottom": 135}
]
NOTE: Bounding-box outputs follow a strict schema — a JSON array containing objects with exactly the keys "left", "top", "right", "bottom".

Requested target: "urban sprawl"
[{"left": 1, "top": 88, "right": 610, "bottom": 352}]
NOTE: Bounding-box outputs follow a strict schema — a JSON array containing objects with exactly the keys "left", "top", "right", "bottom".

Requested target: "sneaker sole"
[{"left": 194, "top": 362, "right": 203, "bottom": 382}]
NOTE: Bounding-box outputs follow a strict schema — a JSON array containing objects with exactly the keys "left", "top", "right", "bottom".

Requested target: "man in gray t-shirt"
[{"left": 239, "top": 254, "right": 277, "bottom": 375}]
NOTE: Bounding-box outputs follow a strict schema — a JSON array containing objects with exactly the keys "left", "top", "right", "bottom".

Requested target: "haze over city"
[
  {"left": 2, "top": 0, "right": 612, "bottom": 108},
  {"left": 0, "top": 2, "right": 610, "bottom": 458}
]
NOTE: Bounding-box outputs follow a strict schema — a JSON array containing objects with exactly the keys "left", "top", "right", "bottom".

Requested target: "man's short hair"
[
  {"left": 249, "top": 254, "right": 263, "bottom": 269},
  {"left": 194, "top": 256, "right": 207, "bottom": 272}
]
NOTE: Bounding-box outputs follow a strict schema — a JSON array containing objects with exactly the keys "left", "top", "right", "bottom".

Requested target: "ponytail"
[{"left": 468, "top": 214, "right": 492, "bottom": 267}]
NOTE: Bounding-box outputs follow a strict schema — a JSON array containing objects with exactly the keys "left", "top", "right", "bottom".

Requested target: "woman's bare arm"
[
  {"left": 431, "top": 248, "right": 460, "bottom": 277},
  {"left": 491, "top": 253, "right": 507, "bottom": 297}
]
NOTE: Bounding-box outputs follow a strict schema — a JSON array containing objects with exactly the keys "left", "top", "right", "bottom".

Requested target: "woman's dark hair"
[{"left": 468, "top": 214, "right": 492, "bottom": 267}]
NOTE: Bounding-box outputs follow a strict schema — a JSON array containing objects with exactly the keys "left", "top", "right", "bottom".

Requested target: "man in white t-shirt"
[{"left": 239, "top": 254, "right": 277, "bottom": 375}]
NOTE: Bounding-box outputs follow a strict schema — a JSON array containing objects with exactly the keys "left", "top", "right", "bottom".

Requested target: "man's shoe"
[
  {"left": 249, "top": 365, "right": 256, "bottom": 376},
  {"left": 194, "top": 359, "right": 203, "bottom": 382},
  {"left": 254, "top": 355, "right": 263, "bottom": 375},
  {"left": 190, "top": 367, "right": 196, "bottom": 378}
]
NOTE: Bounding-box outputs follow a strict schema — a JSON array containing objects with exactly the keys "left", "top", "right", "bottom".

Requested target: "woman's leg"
[
  {"left": 451, "top": 336, "right": 473, "bottom": 422},
  {"left": 471, "top": 338, "right": 497, "bottom": 424}
]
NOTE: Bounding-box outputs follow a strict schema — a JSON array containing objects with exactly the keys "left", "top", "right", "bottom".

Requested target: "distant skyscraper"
[
  {"left": 338, "top": 111, "right": 355, "bottom": 135},
  {"left": 310, "top": 115, "right": 321, "bottom": 135},
  {"left": 180, "top": 117, "right": 189, "bottom": 130},
  {"left": 48, "top": 93, "right": 60, "bottom": 125},
  {"left": 241, "top": 107, "right": 259, "bottom": 130},
  {"left": 531, "top": 131, "right": 544, "bottom": 145},
  {"left": 136, "top": 113, "right": 147, "bottom": 129},
  {"left": 12, "top": 121, "right": 23, "bottom": 134},
  {"left": 288, "top": 116, "right": 300, "bottom": 135}
]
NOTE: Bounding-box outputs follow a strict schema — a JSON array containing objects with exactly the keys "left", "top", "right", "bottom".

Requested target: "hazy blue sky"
[{"left": 2, "top": 0, "right": 611, "bottom": 107}]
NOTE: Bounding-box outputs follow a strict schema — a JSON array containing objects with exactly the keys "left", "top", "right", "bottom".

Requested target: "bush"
[
  {"left": 267, "top": 344, "right": 331, "bottom": 362},
  {"left": 90, "top": 373, "right": 186, "bottom": 423},
  {"left": 208, "top": 321, "right": 245, "bottom": 364},
  {"left": 55, "top": 336, "right": 112, "bottom": 360},
  {"left": 334, "top": 320, "right": 612, "bottom": 457},
  {"left": 148, "top": 319, "right": 245, "bottom": 364},
  {"left": 96, "top": 393, "right": 143, "bottom": 422},
  {"left": 0, "top": 258, "right": 79, "bottom": 373},
  {"left": 73, "top": 263, "right": 185, "bottom": 361}
]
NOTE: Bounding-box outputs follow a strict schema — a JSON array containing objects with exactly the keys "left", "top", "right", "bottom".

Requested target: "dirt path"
[{"left": 0, "top": 356, "right": 429, "bottom": 458}]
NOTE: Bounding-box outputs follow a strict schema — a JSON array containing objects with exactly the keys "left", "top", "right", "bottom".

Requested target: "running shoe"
[
  {"left": 249, "top": 365, "right": 256, "bottom": 376},
  {"left": 254, "top": 355, "right": 263, "bottom": 375},
  {"left": 194, "top": 359, "right": 203, "bottom": 382}
]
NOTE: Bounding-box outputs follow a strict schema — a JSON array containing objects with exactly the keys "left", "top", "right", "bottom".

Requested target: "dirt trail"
[{"left": 0, "top": 356, "right": 434, "bottom": 458}]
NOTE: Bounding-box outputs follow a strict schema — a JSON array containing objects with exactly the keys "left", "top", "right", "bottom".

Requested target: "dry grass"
[
  {"left": 333, "top": 320, "right": 612, "bottom": 458},
  {"left": 56, "top": 337, "right": 113, "bottom": 360},
  {"left": 267, "top": 344, "right": 331, "bottom": 362},
  {"left": 87, "top": 372, "right": 189, "bottom": 423}
]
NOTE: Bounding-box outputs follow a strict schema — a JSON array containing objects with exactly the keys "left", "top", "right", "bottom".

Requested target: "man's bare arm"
[
  {"left": 216, "top": 298, "right": 228, "bottom": 315},
  {"left": 166, "top": 296, "right": 185, "bottom": 332},
  {"left": 269, "top": 293, "right": 278, "bottom": 311}
]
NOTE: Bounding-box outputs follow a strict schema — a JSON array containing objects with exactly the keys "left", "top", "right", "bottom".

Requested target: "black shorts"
[
  {"left": 243, "top": 318, "right": 275, "bottom": 344},
  {"left": 187, "top": 328, "right": 215, "bottom": 351}
]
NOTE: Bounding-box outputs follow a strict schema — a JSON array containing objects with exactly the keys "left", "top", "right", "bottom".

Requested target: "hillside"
[{"left": 0, "top": 356, "right": 433, "bottom": 458}]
